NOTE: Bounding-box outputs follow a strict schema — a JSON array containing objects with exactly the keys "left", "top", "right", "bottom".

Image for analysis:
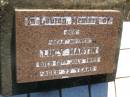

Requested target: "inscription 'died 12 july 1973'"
[{"left": 15, "top": 10, "right": 121, "bottom": 83}]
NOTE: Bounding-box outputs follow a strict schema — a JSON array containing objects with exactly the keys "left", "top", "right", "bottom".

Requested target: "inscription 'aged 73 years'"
[{"left": 15, "top": 9, "right": 121, "bottom": 83}]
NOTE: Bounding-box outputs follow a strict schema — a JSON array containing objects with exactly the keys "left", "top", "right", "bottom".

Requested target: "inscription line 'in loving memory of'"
[{"left": 24, "top": 16, "right": 113, "bottom": 26}]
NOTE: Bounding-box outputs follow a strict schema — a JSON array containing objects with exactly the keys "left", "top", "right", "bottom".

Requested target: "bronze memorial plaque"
[{"left": 15, "top": 9, "right": 121, "bottom": 83}]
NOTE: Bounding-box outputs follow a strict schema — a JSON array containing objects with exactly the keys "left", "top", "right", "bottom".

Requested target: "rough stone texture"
[{"left": 0, "top": 3, "right": 14, "bottom": 96}]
